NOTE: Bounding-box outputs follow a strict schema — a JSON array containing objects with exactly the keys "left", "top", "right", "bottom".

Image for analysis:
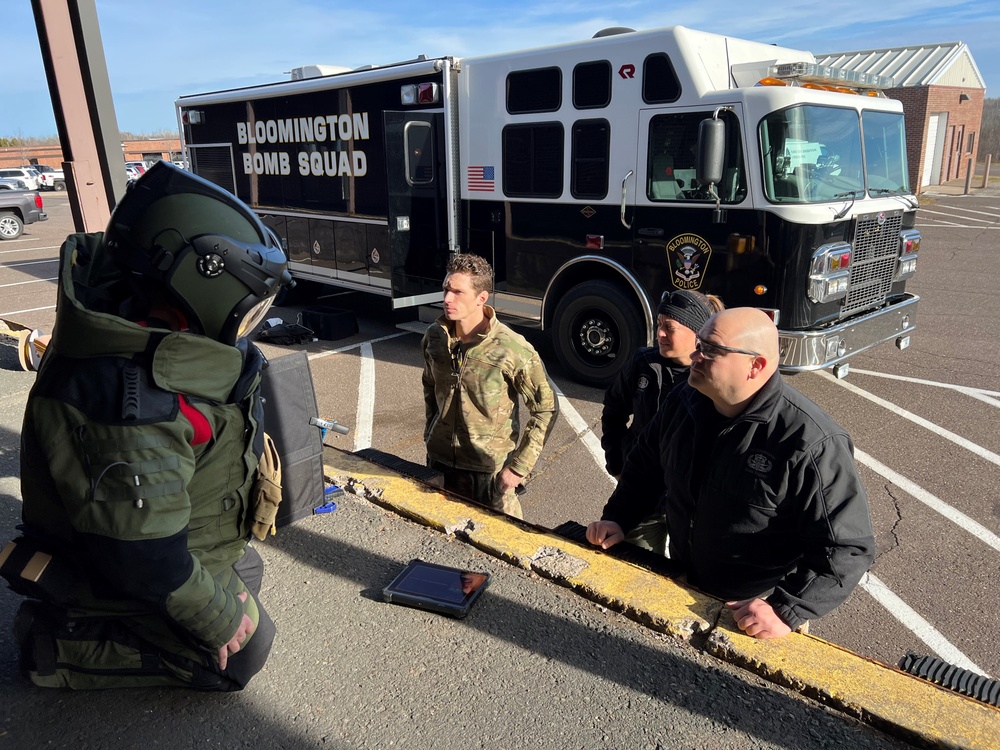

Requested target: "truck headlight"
[
  {"left": 808, "top": 241, "right": 852, "bottom": 304},
  {"left": 895, "top": 229, "right": 920, "bottom": 281}
]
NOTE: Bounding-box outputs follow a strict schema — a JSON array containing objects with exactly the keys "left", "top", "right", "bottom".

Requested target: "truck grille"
[{"left": 841, "top": 209, "right": 902, "bottom": 318}]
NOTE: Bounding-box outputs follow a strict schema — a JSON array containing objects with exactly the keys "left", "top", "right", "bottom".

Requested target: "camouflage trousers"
[{"left": 430, "top": 461, "right": 524, "bottom": 519}]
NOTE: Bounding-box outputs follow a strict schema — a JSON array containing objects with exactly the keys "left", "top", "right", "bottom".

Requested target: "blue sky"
[{"left": 3, "top": 0, "right": 996, "bottom": 138}]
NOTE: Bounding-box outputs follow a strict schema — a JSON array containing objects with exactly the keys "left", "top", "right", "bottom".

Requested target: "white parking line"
[
  {"left": 817, "top": 370, "right": 1000, "bottom": 468},
  {"left": 0, "top": 278, "right": 57, "bottom": 288},
  {"left": 0, "top": 244, "right": 61, "bottom": 254},
  {"left": 849, "top": 368, "right": 1000, "bottom": 408},
  {"left": 860, "top": 573, "right": 987, "bottom": 677},
  {"left": 2, "top": 259, "right": 59, "bottom": 268},
  {"left": 353, "top": 342, "right": 374, "bottom": 451},
  {"left": 917, "top": 221, "right": 1000, "bottom": 229},
  {"left": 918, "top": 207, "right": 996, "bottom": 223},
  {"left": 855, "top": 449, "right": 1000, "bottom": 553},
  {"left": 0, "top": 304, "right": 56, "bottom": 317},
  {"left": 551, "top": 383, "right": 616, "bottom": 486},
  {"left": 306, "top": 330, "right": 410, "bottom": 361},
  {"left": 928, "top": 204, "right": 1000, "bottom": 219}
]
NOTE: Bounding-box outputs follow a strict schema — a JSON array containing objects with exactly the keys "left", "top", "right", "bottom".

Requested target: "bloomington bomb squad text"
[{"left": 237, "top": 114, "right": 370, "bottom": 177}]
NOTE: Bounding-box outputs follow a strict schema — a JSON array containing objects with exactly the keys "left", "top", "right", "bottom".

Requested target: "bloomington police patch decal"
[{"left": 666, "top": 233, "right": 712, "bottom": 290}]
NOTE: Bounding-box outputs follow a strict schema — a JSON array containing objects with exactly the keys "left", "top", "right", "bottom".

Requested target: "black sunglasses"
[
  {"left": 660, "top": 290, "right": 699, "bottom": 308},
  {"left": 694, "top": 337, "right": 760, "bottom": 360}
]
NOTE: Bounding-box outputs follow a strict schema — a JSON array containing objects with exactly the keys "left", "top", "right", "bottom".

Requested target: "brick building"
[
  {"left": 817, "top": 42, "right": 986, "bottom": 192},
  {"left": 0, "top": 138, "right": 183, "bottom": 172}
]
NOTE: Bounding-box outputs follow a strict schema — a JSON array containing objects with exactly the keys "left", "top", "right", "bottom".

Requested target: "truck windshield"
[
  {"left": 760, "top": 105, "right": 864, "bottom": 204},
  {"left": 760, "top": 105, "right": 911, "bottom": 203},
  {"left": 862, "top": 110, "right": 909, "bottom": 196}
]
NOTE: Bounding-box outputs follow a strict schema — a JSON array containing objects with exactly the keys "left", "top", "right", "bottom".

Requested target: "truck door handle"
[
  {"left": 637, "top": 228, "right": 664, "bottom": 237},
  {"left": 620, "top": 170, "right": 634, "bottom": 230}
]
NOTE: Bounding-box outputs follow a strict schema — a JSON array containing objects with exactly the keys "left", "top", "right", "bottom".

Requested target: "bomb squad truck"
[{"left": 176, "top": 24, "right": 920, "bottom": 386}]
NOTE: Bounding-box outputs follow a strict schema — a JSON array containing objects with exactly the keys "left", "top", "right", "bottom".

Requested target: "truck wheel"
[
  {"left": 552, "top": 280, "right": 643, "bottom": 388},
  {"left": 0, "top": 212, "right": 24, "bottom": 240},
  {"left": 54, "top": 180, "right": 66, "bottom": 191}
]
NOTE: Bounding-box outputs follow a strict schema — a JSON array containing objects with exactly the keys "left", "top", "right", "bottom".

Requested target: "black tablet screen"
[{"left": 392, "top": 563, "right": 488, "bottom": 604}]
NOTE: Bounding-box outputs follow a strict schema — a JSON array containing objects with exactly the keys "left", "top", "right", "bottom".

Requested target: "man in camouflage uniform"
[{"left": 422, "top": 254, "right": 557, "bottom": 518}]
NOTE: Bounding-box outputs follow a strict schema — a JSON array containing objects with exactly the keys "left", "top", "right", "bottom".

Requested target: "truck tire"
[
  {"left": 0, "top": 212, "right": 24, "bottom": 240},
  {"left": 552, "top": 280, "right": 643, "bottom": 388},
  {"left": 54, "top": 180, "right": 66, "bottom": 191}
]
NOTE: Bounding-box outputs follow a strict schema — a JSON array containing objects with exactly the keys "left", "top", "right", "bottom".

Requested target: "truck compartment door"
[{"left": 384, "top": 111, "right": 450, "bottom": 309}]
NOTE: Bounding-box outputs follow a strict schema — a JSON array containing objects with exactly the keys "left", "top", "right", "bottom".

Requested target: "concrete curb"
[{"left": 323, "top": 446, "right": 1000, "bottom": 749}]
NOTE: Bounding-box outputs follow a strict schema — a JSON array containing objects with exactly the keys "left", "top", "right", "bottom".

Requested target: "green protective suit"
[{"left": 18, "top": 232, "right": 263, "bottom": 654}]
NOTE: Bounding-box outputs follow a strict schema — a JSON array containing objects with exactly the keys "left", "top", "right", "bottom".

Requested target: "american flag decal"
[{"left": 467, "top": 165, "right": 495, "bottom": 192}]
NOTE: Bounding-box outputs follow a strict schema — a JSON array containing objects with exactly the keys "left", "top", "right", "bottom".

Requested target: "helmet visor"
[{"left": 236, "top": 297, "right": 276, "bottom": 340}]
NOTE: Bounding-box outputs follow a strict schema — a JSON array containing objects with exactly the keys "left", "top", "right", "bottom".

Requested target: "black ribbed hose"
[{"left": 898, "top": 652, "right": 1000, "bottom": 706}]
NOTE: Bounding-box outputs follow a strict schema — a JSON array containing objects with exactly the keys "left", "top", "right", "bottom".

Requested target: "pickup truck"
[
  {"left": 32, "top": 165, "right": 67, "bottom": 191},
  {"left": 0, "top": 190, "right": 48, "bottom": 240}
]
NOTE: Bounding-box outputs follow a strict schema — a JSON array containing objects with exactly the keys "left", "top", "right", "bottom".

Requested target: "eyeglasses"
[{"left": 694, "top": 337, "right": 761, "bottom": 360}]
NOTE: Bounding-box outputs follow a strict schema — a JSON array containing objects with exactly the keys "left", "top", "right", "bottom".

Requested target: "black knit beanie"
[{"left": 657, "top": 290, "right": 714, "bottom": 333}]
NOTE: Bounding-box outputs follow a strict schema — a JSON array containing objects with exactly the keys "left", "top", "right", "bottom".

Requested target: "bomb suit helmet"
[{"left": 104, "top": 161, "right": 291, "bottom": 344}]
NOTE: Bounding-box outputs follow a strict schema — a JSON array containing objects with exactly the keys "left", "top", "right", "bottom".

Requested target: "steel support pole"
[{"left": 31, "top": 0, "right": 127, "bottom": 232}]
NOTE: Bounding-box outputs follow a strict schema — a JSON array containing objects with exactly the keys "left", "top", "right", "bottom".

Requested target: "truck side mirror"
[{"left": 696, "top": 118, "right": 726, "bottom": 187}]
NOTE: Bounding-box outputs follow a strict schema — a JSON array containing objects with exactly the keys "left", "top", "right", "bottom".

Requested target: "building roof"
[{"left": 816, "top": 42, "right": 985, "bottom": 89}]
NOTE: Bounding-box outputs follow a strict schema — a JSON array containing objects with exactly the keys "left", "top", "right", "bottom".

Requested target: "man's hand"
[
  {"left": 496, "top": 467, "right": 522, "bottom": 494},
  {"left": 585, "top": 520, "right": 625, "bottom": 549},
  {"left": 217, "top": 591, "right": 255, "bottom": 670},
  {"left": 725, "top": 598, "right": 792, "bottom": 639}
]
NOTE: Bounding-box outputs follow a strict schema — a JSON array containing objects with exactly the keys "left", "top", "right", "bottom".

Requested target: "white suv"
[{"left": 0, "top": 168, "right": 41, "bottom": 191}]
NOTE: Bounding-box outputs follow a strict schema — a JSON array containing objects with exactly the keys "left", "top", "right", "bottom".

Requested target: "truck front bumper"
[{"left": 778, "top": 294, "right": 918, "bottom": 372}]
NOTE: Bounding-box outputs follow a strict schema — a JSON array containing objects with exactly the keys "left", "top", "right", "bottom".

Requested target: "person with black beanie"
[{"left": 598, "top": 288, "right": 722, "bottom": 552}]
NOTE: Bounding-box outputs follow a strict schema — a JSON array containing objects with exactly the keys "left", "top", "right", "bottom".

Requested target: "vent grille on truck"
[
  {"left": 188, "top": 145, "right": 236, "bottom": 194},
  {"left": 841, "top": 209, "right": 902, "bottom": 317}
]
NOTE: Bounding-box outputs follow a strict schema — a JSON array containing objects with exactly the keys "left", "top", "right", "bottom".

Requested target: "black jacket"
[
  {"left": 600, "top": 347, "right": 689, "bottom": 476},
  {"left": 602, "top": 372, "right": 875, "bottom": 629}
]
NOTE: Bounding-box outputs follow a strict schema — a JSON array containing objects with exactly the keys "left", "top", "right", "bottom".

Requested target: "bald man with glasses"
[{"left": 587, "top": 308, "right": 875, "bottom": 639}]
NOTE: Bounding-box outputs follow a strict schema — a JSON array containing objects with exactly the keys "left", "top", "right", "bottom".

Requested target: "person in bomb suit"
[{"left": 5, "top": 162, "right": 291, "bottom": 689}]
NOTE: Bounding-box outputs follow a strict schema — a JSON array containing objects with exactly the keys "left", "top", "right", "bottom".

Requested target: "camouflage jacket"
[
  {"left": 422, "top": 306, "right": 557, "bottom": 476},
  {"left": 18, "top": 232, "right": 263, "bottom": 651}
]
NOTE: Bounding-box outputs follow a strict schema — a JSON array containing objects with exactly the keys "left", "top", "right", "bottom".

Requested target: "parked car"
[
  {"left": 0, "top": 189, "right": 47, "bottom": 240},
  {"left": 125, "top": 161, "right": 147, "bottom": 175},
  {"left": 124, "top": 165, "right": 141, "bottom": 181},
  {"left": 0, "top": 177, "right": 29, "bottom": 190},
  {"left": 0, "top": 168, "right": 41, "bottom": 191},
  {"left": 24, "top": 164, "right": 66, "bottom": 191}
]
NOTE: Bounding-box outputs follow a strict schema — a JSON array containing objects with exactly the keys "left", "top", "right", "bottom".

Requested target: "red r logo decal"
[{"left": 618, "top": 64, "right": 635, "bottom": 79}]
